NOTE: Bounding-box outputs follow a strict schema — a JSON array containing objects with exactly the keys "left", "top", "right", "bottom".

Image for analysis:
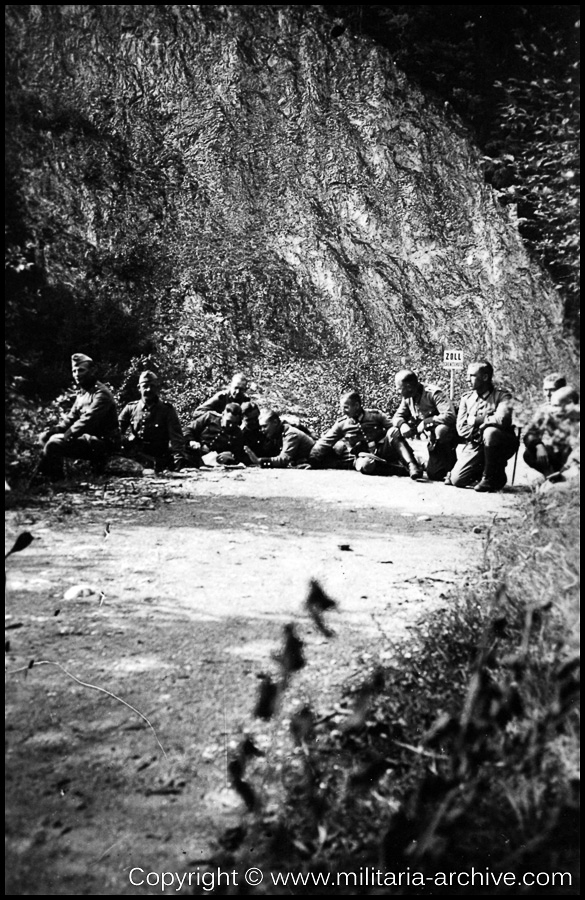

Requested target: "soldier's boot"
[
  {"left": 474, "top": 446, "right": 508, "bottom": 492},
  {"left": 394, "top": 438, "right": 424, "bottom": 480}
]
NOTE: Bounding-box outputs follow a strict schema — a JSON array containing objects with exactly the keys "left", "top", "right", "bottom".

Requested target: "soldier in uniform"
[
  {"left": 240, "top": 401, "right": 264, "bottom": 455},
  {"left": 184, "top": 402, "right": 249, "bottom": 466},
  {"left": 523, "top": 383, "right": 580, "bottom": 479},
  {"left": 193, "top": 372, "right": 250, "bottom": 417},
  {"left": 244, "top": 409, "right": 315, "bottom": 468},
  {"left": 38, "top": 353, "right": 121, "bottom": 480},
  {"left": 118, "top": 370, "right": 188, "bottom": 472},
  {"left": 446, "top": 360, "right": 519, "bottom": 492},
  {"left": 390, "top": 369, "right": 457, "bottom": 481},
  {"left": 309, "top": 390, "right": 423, "bottom": 478}
]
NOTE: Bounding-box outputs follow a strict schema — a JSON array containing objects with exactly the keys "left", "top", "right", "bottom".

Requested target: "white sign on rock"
[
  {"left": 443, "top": 349, "right": 464, "bottom": 370},
  {"left": 443, "top": 349, "right": 464, "bottom": 399}
]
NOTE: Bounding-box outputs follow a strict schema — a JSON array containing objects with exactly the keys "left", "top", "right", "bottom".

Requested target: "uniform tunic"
[
  {"left": 61, "top": 381, "right": 121, "bottom": 448},
  {"left": 392, "top": 383, "right": 456, "bottom": 431},
  {"left": 184, "top": 412, "right": 249, "bottom": 464},
  {"left": 450, "top": 386, "right": 518, "bottom": 487},
  {"left": 193, "top": 388, "right": 250, "bottom": 416},
  {"left": 456, "top": 387, "right": 514, "bottom": 443},
  {"left": 119, "top": 398, "right": 185, "bottom": 468},
  {"left": 310, "top": 409, "right": 392, "bottom": 468},
  {"left": 523, "top": 402, "right": 580, "bottom": 473},
  {"left": 259, "top": 423, "right": 315, "bottom": 468}
]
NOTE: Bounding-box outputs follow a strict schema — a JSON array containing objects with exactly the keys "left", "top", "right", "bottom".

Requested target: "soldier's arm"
[
  {"left": 391, "top": 399, "right": 411, "bottom": 428},
  {"left": 309, "top": 421, "right": 343, "bottom": 464},
  {"left": 230, "top": 433, "right": 250, "bottom": 465},
  {"left": 262, "top": 429, "right": 302, "bottom": 468},
  {"left": 184, "top": 415, "right": 206, "bottom": 445},
  {"left": 195, "top": 390, "right": 226, "bottom": 414},
  {"left": 484, "top": 390, "right": 514, "bottom": 429},
  {"left": 119, "top": 404, "right": 132, "bottom": 437},
  {"left": 428, "top": 386, "right": 456, "bottom": 427},
  {"left": 58, "top": 397, "right": 81, "bottom": 433},
  {"left": 167, "top": 406, "right": 188, "bottom": 464},
  {"left": 456, "top": 395, "right": 477, "bottom": 441},
  {"left": 523, "top": 415, "right": 544, "bottom": 450},
  {"left": 64, "top": 388, "right": 115, "bottom": 439}
]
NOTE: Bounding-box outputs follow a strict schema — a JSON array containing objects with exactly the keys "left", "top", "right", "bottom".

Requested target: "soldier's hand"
[
  {"left": 39, "top": 428, "right": 58, "bottom": 445},
  {"left": 536, "top": 444, "right": 549, "bottom": 465},
  {"left": 244, "top": 446, "right": 261, "bottom": 466},
  {"left": 189, "top": 441, "right": 201, "bottom": 450},
  {"left": 344, "top": 425, "right": 366, "bottom": 450}
]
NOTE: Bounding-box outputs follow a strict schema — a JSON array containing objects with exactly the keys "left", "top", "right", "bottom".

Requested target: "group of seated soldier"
[{"left": 36, "top": 354, "right": 579, "bottom": 494}]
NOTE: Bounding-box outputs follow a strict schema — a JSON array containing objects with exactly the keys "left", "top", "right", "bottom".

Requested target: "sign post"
[{"left": 443, "top": 349, "right": 464, "bottom": 399}]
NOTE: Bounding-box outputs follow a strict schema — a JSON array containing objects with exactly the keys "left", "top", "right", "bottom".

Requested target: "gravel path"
[{"left": 5, "top": 458, "right": 537, "bottom": 895}]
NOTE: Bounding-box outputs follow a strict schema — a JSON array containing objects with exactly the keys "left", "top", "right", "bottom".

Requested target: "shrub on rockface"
[{"left": 488, "top": 31, "right": 580, "bottom": 337}]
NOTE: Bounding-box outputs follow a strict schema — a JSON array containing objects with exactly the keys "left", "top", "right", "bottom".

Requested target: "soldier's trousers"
[{"left": 450, "top": 427, "right": 519, "bottom": 488}]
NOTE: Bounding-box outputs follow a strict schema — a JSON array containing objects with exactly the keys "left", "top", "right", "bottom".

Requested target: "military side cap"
[
  {"left": 71, "top": 353, "right": 94, "bottom": 365},
  {"left": 543, "top": 372, "right": 566, "bottom": 391},
  {"left": 551, "top": 386, "right": 579, "bottom": 407},
  {"left": 138, "top": 370, "right": 159, "bottom": 383}
]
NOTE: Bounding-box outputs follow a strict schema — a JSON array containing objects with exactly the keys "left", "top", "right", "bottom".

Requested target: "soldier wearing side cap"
[
  {"left": 118, "top": 370, "right": 188, "bottom": 472},
  {"left": 523, "top": 376, "right": 580, "bottom": 480},
  {"left": 38, "top": 354, "right": 121, "bottom": 480}
]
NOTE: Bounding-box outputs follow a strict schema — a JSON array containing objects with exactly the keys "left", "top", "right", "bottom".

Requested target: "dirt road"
[{"left": 5, "top": 459, "right": 536, "bottom": 895}]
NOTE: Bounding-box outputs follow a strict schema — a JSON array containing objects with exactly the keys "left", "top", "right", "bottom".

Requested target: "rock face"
[{"left": 5, "top": 5, "right": 576, "bottom": 413}]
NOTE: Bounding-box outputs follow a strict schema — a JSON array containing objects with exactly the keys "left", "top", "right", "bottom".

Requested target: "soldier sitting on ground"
[
  {"left": 184, "top": 402, "right": 249, "bottom": 466},
  {"left": 309, "top": 390, "right": 423, "bottom": 478},
  {"left": 192, "top": 372, "right": 250, "bottom": 417},
  {"left": 118, "top": 370, "right": 188, "bottom": 472},
  {"left": 446, "top": 359, "right": 519, "bottom": 492},
  {"left": 523, "top": 381, "right": 580, "bottom": 481},
  {"left": 390, "top": 369, "right": 457, "bottom": 481},
  {"left": 37, "top": 353, "right": 121, "bottom": 481},
  {"left": 244, "top": 409, "right": 315, "bottom": 468},
  {"left": 240, "top": 401, "right": 264, "bottom": 455}
]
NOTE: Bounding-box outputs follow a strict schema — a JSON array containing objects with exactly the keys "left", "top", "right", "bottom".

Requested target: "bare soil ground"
[{"left": 5, "top": 457, "right": 537, "bottom": 895}]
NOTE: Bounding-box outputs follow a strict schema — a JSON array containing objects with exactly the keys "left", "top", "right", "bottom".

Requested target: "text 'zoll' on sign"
[{"left": 443, "top": 349, "right": 464, "bottom": 370}]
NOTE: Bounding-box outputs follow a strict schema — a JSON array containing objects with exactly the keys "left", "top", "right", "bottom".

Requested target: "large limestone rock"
[{"left": 5, "top": 5, "right": 575, "bottom": 410}]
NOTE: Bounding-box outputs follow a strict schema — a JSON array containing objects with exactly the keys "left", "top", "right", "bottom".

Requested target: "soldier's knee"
[
  {"left": 482, "top": 426, "right": 502, "bottom": 446},
  {"left": 434, "top": 425, "right": 453, "bottom": 444},
  {"left": 43, "top": 435, "right": 66, "bottom": 457},
  {"left": 449, "top": 468, "right": 469, "bottom": 488}
]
